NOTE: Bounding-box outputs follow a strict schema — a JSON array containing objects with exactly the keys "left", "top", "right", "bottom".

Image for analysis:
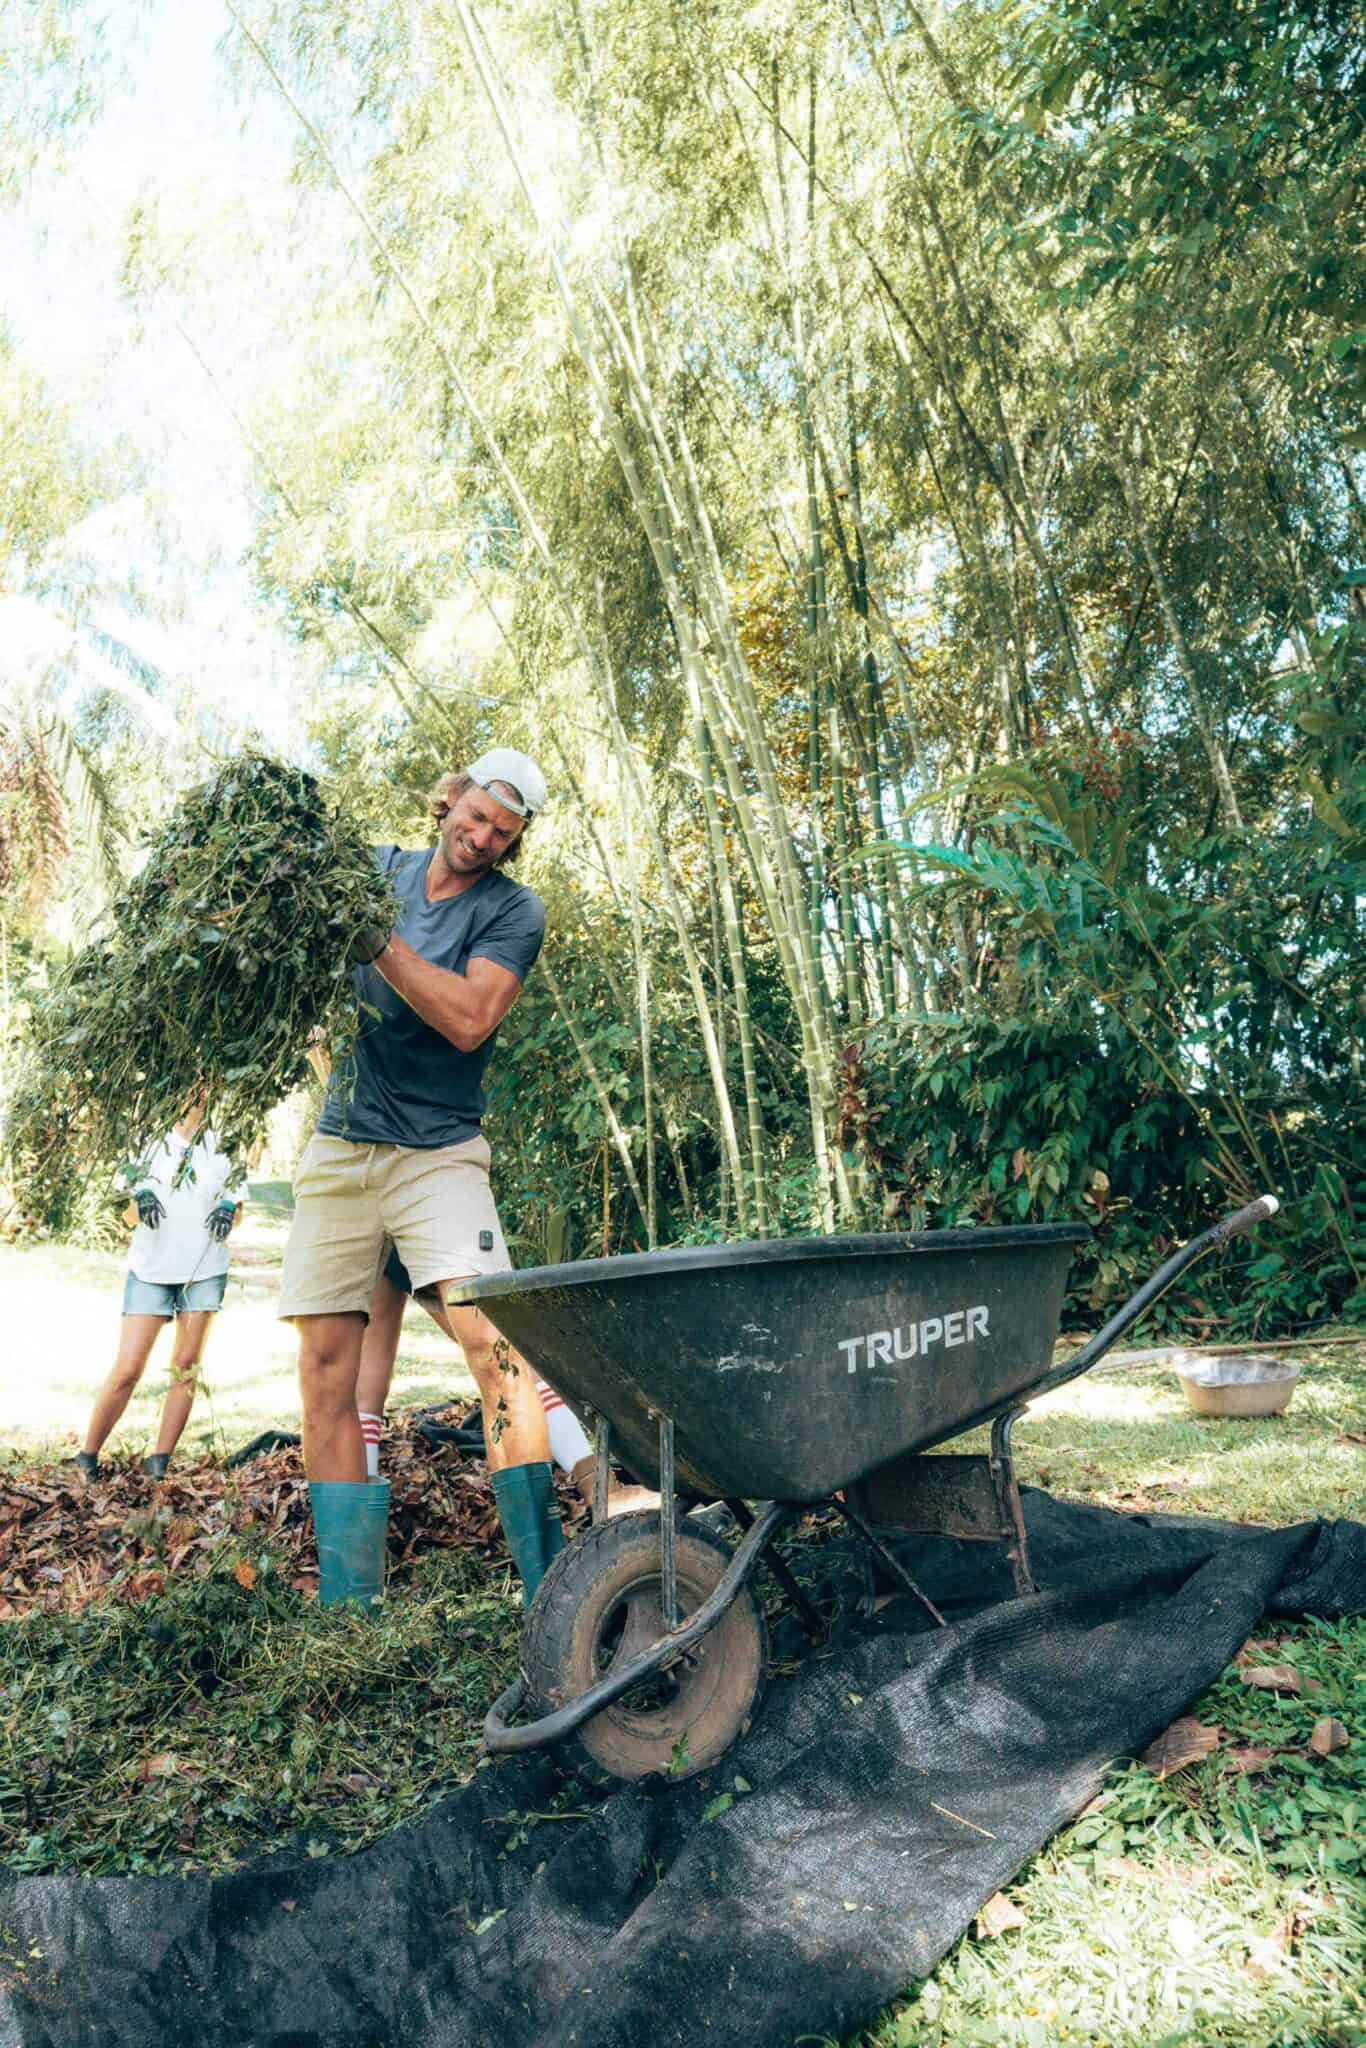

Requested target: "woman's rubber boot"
[
  {"left": 308, "top": 1479, "right": 390, "bottom": 1611},
  {"left": 491, "top": 1461, "right": 564, "bottom": 1607}
]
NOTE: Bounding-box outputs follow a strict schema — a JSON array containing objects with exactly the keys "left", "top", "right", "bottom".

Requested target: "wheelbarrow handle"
[
  {"left": 1205, "top": 1193, "right": 1281, "bottom": 1245},
  {"left": 1032, "top": 1193, "right": 1280, "bottom": 1401}
]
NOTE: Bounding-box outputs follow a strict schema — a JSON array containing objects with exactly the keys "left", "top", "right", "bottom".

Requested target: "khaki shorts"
[{"left": 278, "top": 1132, "right": 510, "bottom": 1321}]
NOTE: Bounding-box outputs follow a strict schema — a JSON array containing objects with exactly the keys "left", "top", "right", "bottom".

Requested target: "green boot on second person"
[
  {"left": 490, "top": 1460, "right": 565, "bottom": 1607},
  {"left": 308, "top": 1478, "right": 390, "bottom": 1610}
]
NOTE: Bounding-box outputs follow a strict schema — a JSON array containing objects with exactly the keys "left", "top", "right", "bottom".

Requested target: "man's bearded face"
[{"left": 440, "top": 782, "right": 525, "bottom": 874}]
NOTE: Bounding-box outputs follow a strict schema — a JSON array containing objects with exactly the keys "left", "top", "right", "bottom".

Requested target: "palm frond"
[
  {"left": 39, "top": 718, "right": 126, "bottom": 897},
  {"left": 0, "top": 688, "right": 127, "bottom": 911},
  {"left": 84, "top": 627, "right": 167, "bottom": 699}
]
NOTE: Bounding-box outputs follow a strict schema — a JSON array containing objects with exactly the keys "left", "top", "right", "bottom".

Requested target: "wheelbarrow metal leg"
[
  {"left": 658, "top": 1415, "right": 677, "bottom": 1629},
  {"left": 834, "top": 1496, "right": 948, "bottom": 1629},
  {"left": 591, "top": 1412, "right": 612, "bottom": 1527},
  {"left": 726, "top": 1498, "right": 828, "bottom": 1642},
  {"left": 484, "top": 1500, "right": 792, "bottom": 1755},
  {"left": 989, "top": 1410, "right": 1036, "bottom": 1597}
]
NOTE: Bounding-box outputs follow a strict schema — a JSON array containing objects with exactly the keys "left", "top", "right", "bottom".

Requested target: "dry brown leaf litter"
[
  {"left": 1139, "top": 1715, "right": 1221, "bottom": 1779},
  {"left": 0, "top": 1407, "right": 579, "bottom": 1619}
]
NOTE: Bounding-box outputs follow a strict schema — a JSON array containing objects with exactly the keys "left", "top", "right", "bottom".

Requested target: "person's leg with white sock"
[
  {"left": 536, "top": 1378, "right": 590, "bottom": 1468},
  {"left": 536, "top": 1378, "right": 657, "bottom": 1513},
  {"left": 362, "top": 1246, "right": 655, "bottom": 1514},
  {"left": 356, "top": 1262, "right": 408, "bottom": 1478}
]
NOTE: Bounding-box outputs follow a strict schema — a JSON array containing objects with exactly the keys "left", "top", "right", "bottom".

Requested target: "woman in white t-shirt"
[{"left": 76, "top": 1100, "right": 242, "bottom": 1481}]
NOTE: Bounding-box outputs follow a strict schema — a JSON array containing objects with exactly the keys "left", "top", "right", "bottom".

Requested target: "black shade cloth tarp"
[{"left": 2, "top": 1493, "right": 1362, "bottom": 2048}]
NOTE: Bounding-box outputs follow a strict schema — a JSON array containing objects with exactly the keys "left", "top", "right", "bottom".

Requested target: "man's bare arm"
[{"left": 373, "top": 936, "right": 524, "bottom": 1053}]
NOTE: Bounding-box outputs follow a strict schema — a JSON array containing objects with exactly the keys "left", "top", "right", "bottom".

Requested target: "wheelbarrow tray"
[{"left": 450, "top": 1225, "right": 1089, "bottom": 1502}]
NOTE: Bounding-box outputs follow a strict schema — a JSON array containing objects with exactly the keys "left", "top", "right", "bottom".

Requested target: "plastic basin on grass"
[{"left": 1175, "top": 1352, "right": 1300, "bottom": 1418}]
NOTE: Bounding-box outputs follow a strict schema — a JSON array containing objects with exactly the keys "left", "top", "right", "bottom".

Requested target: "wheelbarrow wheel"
[{"left": 522, "top": 1512, "right": 767, "bottom": 1784}]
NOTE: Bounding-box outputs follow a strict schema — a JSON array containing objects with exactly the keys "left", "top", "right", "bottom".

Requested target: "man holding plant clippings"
[{"left": 279, "top": 751, "right": 560, "bottom": 1611}]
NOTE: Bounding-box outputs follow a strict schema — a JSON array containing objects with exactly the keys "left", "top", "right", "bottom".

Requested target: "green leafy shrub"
[{"left": 862, "top": 682, "right": 1365, "bottom": 1334}]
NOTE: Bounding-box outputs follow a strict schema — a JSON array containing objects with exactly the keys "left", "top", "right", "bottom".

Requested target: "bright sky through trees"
[{"left": 1, "top": 1, "right": 315, "bottom": 749}]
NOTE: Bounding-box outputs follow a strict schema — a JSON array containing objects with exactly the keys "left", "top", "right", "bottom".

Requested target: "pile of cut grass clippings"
[
  {"left": 3, "top": 751, "right": 394, "bottom": 1230},
  {"left": 0, "top": 1408, "right": 539, "bottom": 1875},
  {"left": 0, "top": 1425, "right": 859, "bottom": 1877},
  {"left": 0, "top": 1544, "right": 528, "bottom": 1878}
]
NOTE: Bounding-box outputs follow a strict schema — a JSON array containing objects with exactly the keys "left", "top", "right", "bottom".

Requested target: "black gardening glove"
[
  {"left": 350, "top": 924, "right": 392, "bottom": 966},
  {"left": 206, "top": 1201, "right": 236, "bottom": 1244},
  {"left": 135, "top": 1188, "right": 166, "bottom": 1229}
]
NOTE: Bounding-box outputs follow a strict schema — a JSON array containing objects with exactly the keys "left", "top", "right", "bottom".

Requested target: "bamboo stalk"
[
  {"left": 845, "top": 0, "right": 1102, "bottom": 734},
  {"left": 230, "top": 4, "right": 758, "bottom": 1223},
  {"left": 1119, "top": 442, "right": 1244, "bottom": 830},
  {"left": 615, "top": 740, "right": 658, "bottom": 1249},
  {"left": 812, "top": 419, "right": 931, "bottom": 1013},
  {"left": 540, "top": 956, "right": 650, "bottom": 1229},
  {"left": 596, "top": 284, "right": 849, "bottom": 1218},
  {"left": 452, "top": 0, "right": 793, "bottom": 1224},
  {"left": 697, "top": 721, "right": 769, "bottom": 1235}
]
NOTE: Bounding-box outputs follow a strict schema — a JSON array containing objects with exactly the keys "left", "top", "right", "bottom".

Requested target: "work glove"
[
  {"left": 134, "top": 1187, "right": 166, "bottom": 1229},
  {"left": 206, "top": 1200, "right": 236, "bottom": 1244},
  {"left": 350, "top": 924, "right": 391, "bottom": 966}
]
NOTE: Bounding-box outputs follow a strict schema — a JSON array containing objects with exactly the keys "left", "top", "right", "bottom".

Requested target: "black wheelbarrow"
[{"left": 451, "top": 1195, "right": 1278, "bottom": 1782}]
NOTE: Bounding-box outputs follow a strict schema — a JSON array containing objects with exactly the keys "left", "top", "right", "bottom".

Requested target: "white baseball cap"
[{"left": 466, "top": 748, "right": 547, "bottom": 819}]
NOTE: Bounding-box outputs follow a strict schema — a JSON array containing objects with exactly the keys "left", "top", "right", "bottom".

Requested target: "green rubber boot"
[
  {"left": 538, "top": 1462, "right": 567, "bottom": 1572},
  {"left": 308, "top": 1479, "right": 390, "bottom": 1611},
  {"left": 491, "top": 1461, "right": 565, "bottom": 1607}
]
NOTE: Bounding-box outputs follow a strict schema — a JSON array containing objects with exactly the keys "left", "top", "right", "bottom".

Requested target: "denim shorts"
[{"left": 122, "top": 1271, "right": 228, "bottom": 1316}]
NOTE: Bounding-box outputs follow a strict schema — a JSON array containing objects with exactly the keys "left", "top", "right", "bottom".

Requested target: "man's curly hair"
[{"left": 427, "top": 771, "right": 525, "bottom": 864}]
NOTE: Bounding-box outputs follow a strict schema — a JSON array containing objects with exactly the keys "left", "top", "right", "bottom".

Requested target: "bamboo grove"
[{"left": 4, "top": 0, "right": 1363, "bottom": 1328}]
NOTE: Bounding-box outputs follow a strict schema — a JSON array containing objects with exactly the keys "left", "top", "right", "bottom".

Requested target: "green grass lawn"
[
  {"left": 846, "top": 1606, "right": 1365, "bottom": 2048},
  {"left": 959, "top": 1342, "right": 1366, "bottom": 1527},
  {"left": 0, "top": 1202, "right": 1361, "bottom": 2048}
]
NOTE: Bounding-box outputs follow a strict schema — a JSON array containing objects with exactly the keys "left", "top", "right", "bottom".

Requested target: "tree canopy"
[{"left": 1, "top": 0, "right": 1362, "bottom": 1329}]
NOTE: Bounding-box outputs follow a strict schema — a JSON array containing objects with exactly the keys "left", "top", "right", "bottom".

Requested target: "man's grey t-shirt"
[{"left": 319, "top": 846, "right": 545, "bottom": 1149}]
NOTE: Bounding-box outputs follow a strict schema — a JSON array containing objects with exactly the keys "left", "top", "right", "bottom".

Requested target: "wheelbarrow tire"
[{"left": 522, "top": 1513, "right": 766, "bottom": 1784}]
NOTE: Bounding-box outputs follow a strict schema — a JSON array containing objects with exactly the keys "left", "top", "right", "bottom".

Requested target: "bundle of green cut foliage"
[{"left": 4, "top": 752, "right": 393, "bottom": 1229}]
